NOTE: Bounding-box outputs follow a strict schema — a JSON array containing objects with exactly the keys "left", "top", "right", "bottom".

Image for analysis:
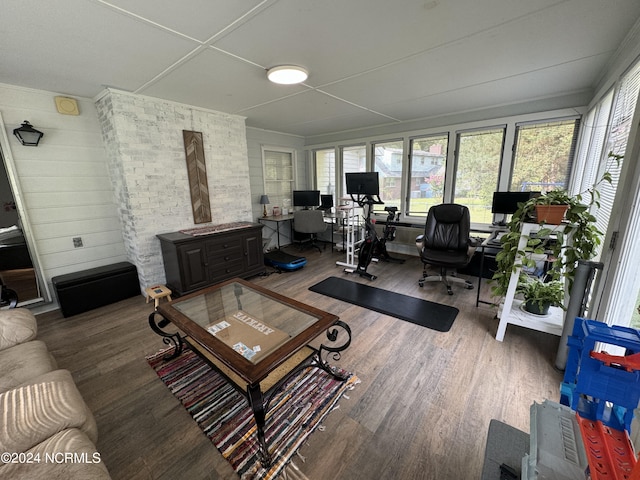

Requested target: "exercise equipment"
[
  {"left": 344, "top": 194, "right": 404, "bottom": 280},
  {"left": 264, "top": 250, "right": 307, "bottom": 272}
]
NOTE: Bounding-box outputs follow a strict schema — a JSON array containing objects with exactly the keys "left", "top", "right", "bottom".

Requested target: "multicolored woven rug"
[{"left": 147, "top": 347, "right": 358, "bottom": 479}]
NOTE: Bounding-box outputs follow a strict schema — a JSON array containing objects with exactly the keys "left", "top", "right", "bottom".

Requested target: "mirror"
[{"left": 0, "top": 114, "right": 50, "bottom": 307}]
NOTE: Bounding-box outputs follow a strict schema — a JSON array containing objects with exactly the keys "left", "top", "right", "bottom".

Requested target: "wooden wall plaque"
[{"left": 183, "top": 130, "right": 212, "bottom": 224}]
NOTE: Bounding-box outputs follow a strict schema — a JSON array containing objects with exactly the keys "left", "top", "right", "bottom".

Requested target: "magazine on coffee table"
[{"left": 206, "top": 310, "right": 291, "bottom": 362}]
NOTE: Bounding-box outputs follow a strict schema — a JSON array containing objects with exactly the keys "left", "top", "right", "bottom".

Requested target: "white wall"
[
  {"left": 0, "top": 83, "right": 127, "bottom": 312},
  {"left": 96, "top": 89, "right": 253, "bottom": 289}
]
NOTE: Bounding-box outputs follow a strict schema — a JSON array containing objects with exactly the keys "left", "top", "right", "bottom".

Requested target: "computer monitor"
[
  {"left": 345, "top": 172, "right": 380, "bottom": 195},
  {"left": 292, "top": 190, "right": 320, "bottom": 208},
  {"left": 491, "top": 191, "right": 541, "bottom": 215}
]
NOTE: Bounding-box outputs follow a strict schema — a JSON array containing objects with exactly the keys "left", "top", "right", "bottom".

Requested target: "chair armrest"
[
  {"left": 415, "top": 234, "right": 424, "bottom": 243},
  {"left": 468, "top": 236, "right": 481, "bottom": 248}
]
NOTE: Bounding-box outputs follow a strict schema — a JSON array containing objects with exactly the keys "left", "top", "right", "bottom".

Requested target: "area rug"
[
  {"left": 309, "top": 276, "right": 458, "bottom": 332},
  {"left": 147, "top": 346, "right": 358, "bottom": 480}
]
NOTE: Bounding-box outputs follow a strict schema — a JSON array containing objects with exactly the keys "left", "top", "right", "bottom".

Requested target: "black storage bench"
[{"left": 51, "top": 262, "right": 140, "bottom": 317}]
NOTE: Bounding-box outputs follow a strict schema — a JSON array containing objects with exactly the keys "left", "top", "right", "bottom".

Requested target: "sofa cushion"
[
  {"left": 0, "top": 340, "right": 57, "bottom": 394},
  {"left": 0, "top": 370, "right": 98, "bottom": 458},
  {"left": 0, "top": 428, "right": 111, "bottom": 480},
  {"left": 0, "top": 308, "right": 37, "bottom": 351}
]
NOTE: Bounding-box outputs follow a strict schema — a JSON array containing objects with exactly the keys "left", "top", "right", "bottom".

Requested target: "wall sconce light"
[
  {"left": 266, "top": 65, "right": 308, "bottom": 85},
  {"left": 13, "top": 121, "right": 44, "bottom": 146},
  {"left": 260, "top": 195, "right": 270, "bottom": 217}
]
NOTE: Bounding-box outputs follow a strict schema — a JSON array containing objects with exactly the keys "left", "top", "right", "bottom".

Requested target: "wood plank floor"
[{"left": 36, "top": 247, "right": 563, "bottom": 480}]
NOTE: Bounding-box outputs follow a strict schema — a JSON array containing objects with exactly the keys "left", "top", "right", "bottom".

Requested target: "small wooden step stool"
[{"left": 145, "top": 285, "right": 172, "bottom": 309}]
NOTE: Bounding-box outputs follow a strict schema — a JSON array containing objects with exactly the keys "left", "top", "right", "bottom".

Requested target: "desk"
[
  {"left": 475, "top": 236, "right": 503, "bottom": 306},
  {"left": 258, "top": 214, "right": 294, "bottom": 249}
]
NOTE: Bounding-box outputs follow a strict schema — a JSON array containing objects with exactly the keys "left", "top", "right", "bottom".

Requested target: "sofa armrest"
[
  {"left": 0, "top": 370, "right": 98, "bottom": 457},
  {"left": 0, "top": 308, "right": 37, "bottom": 351}
]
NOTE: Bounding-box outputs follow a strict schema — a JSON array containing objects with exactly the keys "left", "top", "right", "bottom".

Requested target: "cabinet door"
[
  {"left": 243, "top": 232, "right": 263, "bottom": 272},
  {"left": 178, "top": 244, "right": 209, "bottom": 291}
]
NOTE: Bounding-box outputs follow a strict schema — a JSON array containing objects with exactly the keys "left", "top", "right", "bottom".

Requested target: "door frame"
[{"left": 0, "top": 112, "right": 51, "bottom": 305}]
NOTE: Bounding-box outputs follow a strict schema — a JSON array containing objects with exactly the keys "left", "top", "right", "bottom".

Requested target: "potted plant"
[
  {"left": 517, "top": 276, "right": 565, "bottom": 316},
  {"left": 491, "top": 152, "right": 620, "bottom": 301}
]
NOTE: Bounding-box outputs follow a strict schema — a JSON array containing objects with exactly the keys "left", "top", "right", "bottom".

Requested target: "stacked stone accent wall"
[{"left": 95, "top": 89, "right": 251, "bottom": 289}]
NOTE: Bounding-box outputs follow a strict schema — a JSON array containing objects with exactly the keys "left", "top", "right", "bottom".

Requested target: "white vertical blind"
[
  {"left": 594, "top": 62, "right": 640, "bottom": 242},
  {"left": 572, "top": 91, "right": 613, "bottom": 197}
]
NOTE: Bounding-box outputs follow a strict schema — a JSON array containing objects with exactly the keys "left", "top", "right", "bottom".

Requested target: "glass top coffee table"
[{"left": 148, "top": 278, "right": 351, "bottom": 466}]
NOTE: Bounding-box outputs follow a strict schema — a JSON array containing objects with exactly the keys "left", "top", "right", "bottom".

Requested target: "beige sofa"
[{"left": 0, "top": 308, "right": 111, "bottom": 479}]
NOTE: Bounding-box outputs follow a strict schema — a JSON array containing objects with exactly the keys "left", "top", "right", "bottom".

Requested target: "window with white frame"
[
  {"left": 373, "top": 139, "right": 403, "bottom": 209},
  {"left": 262, "top": 147, "right": 295, "bottom": 213},
  {"left": 341, "top": 145, "right": 367, "bottom": 196},
  {"left": 510, "top": 118, "right": 580, "bottom": 193},
  {"left": 314, "top": 148, "right": 336, "bottom": 197},
  {"left": 407, "top": 134, "right": 448, "bottom": 216},
  {"left": 453, "top": 127, "right": 505, "bottom": 224}
]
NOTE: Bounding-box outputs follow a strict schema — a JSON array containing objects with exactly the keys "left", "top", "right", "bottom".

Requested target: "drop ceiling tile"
[
  {"left": 105, "top": 0, "right": 268, "bottom": 42},
  {"left": 140, "top": 48, "right": 308, "bottom": 113},
  {"left": 1, "top": 0, "right": 198, "bottom": 97}
]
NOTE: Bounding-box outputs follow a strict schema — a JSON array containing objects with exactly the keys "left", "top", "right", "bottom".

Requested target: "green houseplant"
[
  {"left": 491, "top": 152, "right": 620, "bottom": 302},
  {"left": 517, "top": 276, "right": 565, "bottom": 315}
]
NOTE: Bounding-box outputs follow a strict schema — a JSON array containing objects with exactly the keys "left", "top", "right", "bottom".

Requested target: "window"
[
  {"left": 510, "top": 118, "right": 580, "bottom": 192},
  {"left": 407, "top": 134, "right": 448, "bottom": 216},
  {"left": 453, "top": 127, "right": 505, "bottom": 224},
  {"left": 262, "top": 147, "right": 295, "bottom": 212},
  {"left": 341, "top": 145, "right": 366, "bottom": 196},
  {"left": 373, "top": 140, "right": 403, "bottom": 209},
  {"left": 314, "top": 148, "right": 336, "bottom": 197},
  {"left": 593, "top": 62, "right": 640, "bottom": 238}
]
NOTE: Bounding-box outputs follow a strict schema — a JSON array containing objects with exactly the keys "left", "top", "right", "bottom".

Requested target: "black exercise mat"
[{"left": 309, "top": 276, "right": 458, "bottom": 332}]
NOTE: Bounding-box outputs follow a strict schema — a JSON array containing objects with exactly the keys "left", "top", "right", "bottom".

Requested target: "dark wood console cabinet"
[{"left": 157, "top": 223, "right": 265, "bottom": 296}]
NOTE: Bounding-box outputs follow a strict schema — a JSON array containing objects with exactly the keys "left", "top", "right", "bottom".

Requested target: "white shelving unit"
[{"left": 495, "top": 222, "right": 567, "bottom": 342}]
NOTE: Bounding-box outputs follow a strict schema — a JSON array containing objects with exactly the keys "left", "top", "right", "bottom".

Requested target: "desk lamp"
[{"left": 260, "top": 195, "right": 270, "bottom": 217}]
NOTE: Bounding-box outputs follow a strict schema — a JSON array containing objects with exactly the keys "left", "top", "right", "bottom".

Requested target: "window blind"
[{"left": 593, "top": 61, "right": 640, "bottom": 246}]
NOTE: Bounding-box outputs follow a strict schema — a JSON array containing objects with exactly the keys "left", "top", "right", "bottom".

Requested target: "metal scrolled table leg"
[{"left": 148, "top": 311, "right": 183, "bottom": 360}]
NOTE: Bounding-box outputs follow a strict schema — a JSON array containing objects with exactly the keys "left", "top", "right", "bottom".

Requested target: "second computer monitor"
[
  {"left": 491, "top": 191, "right": 541, "bottom": 214},
  {"left": 293, "top": 190, "right": 320, "bottom": 208}
]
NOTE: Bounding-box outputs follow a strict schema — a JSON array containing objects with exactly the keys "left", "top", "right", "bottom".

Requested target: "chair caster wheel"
[
  {"left": 418, "top": 281, "right": 424, "bottom": 287},
  {"left": 447, "top": 288, "right": 453, "bottom": 295}
]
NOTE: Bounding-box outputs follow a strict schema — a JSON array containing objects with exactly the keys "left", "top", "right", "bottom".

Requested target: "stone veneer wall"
[{"left": 95, "top": 89, "right": 252, "bottom": 290}]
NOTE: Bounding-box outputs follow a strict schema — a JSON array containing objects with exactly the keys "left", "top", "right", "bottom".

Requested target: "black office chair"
[
  {"left": 317, "top": 194, "right": 334, "bottom": 211},
  {"left": 293, "top": 209, "right": 328, "bottom": 253},
  {"left": 415, "top": 203, "right": 477, "bottom": 295}
]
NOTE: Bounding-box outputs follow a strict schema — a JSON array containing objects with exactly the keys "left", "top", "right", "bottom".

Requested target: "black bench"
[{"left": 51, "top": 262, "right": 140, "bottom": 317}]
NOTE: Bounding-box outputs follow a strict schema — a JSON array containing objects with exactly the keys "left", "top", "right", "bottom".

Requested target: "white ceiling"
[{"left": 3, "top": 0, "right": 640, "bottom": 138}]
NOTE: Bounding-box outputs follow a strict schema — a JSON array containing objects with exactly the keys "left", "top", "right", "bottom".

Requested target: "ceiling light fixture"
[
  {"left": 13, "top": 121, "right": 44, "bottom": 146},
  {"left": 267, "top": 65, "right": 308, "bottom": 85}
]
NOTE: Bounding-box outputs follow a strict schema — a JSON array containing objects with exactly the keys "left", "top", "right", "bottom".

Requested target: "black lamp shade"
[{"left": 13, "top": 121, "right": 44, "bottom": 146}]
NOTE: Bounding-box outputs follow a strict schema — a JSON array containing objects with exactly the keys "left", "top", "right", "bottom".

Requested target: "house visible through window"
[
  {"left": 407, "top": 134, "right": 448, "bottom": 216},
  {"left": 373, "top": 140, "right": 403, "bottom": 209},
  {"left": 341, "top": 145, "right": 367, "bottom": 197}
]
